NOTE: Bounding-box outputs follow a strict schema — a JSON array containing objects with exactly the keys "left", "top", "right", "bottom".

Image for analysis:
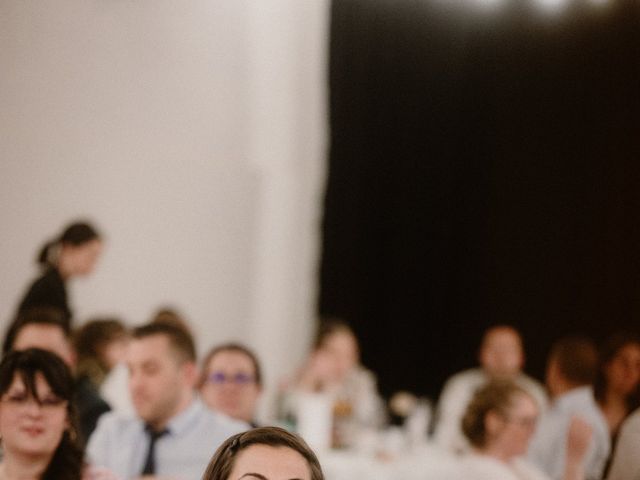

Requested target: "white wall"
[{"left": 0, "top": 0, "right": 328, "bottom": 418}]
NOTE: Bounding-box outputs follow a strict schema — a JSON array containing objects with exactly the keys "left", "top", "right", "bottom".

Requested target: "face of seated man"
[
  {"left": 228, "top": 444, "right": 311, "bottom": 480},
  {"left": 200, "top": 349, "right": 261, "bottom": 423},
  {"left": 127, "top": 333, "right": 196, "bottom": 430},
  {"left": 479, "top": 327, "right": 524, "bottom": 379}
]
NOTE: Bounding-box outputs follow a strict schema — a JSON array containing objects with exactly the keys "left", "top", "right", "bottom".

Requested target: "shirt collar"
[
  {"left": 166, "top": 399, "right": 205, "bottom": 437},
  {"left": 138, "top": 399, "right": 205, "bottom": 437},
  {"left": 555, "top": 385, "right": 594, "bottom": 409}
]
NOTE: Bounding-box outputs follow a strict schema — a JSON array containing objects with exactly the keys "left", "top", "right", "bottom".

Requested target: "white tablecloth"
[{"left": 319, "top": 444, "right": 459, "bottom": 480}]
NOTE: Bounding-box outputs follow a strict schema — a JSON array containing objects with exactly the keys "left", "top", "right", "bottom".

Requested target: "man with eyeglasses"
[{"left": 198, "top": 343, "right": 262, "bottom": 427}]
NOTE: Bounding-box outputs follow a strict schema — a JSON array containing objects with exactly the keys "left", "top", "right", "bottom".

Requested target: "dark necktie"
[{"left": 141, "top": 425, "right": 169, "bottom": 476}]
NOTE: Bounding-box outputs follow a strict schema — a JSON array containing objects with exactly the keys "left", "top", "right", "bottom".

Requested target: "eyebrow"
[{"left": 239, "top": 475, "right": 304, "bottom": 480}]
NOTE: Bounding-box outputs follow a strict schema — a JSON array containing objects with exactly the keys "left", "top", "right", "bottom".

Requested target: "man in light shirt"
[
  {"left": 87, "top": 323, "right": 247, "bottom": 480},
  {"left": 528, "top": 336, "right": 610, "bottom": 480},
  {"left": 434, "top": 325, "right": 547, "bottom": 452}
]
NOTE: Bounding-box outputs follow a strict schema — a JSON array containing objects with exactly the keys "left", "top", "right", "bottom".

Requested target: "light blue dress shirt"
[
  {"left": 87, "top": 399, "right": 248, "bottom": 480},
  {"left": 527, "top": 386, "right": 610, "bottom": 480}
]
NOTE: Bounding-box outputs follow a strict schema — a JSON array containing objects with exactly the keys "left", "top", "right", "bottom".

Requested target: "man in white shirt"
[
  {"left": 87, "top": 323, "right": 248, "bottom": 480},
  {"left": 434, "top": 325, "right": 547, "bottom": 452},
  {"left": 528, "top": 336, "right": 610, "bottom": 480}
]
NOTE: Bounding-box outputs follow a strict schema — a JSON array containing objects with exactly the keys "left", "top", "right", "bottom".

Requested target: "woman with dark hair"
[
  {"left": 202, "top": 426, "right": 324, "bottom": 480},
  {"left": 594, "top": 333, "right": 640, "bottom": 438},
  {"left": 17, "top": 221, "right": 103, "bottom": 326},
  {"left": 74, "top": 318, "right": 128, "bottom": 389},
  {"left": 458, "top": 380, "right": 591, "bottom": 480},
  {"left": 0, "top": 348, "right": 115, "bottom": 480}
]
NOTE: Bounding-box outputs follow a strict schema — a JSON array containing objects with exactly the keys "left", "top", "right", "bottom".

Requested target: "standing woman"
[{"left": 18, "top": 221, "right": 103, "bottom": 326}]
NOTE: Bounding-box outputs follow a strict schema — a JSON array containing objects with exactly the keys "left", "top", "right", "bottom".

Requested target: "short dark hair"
[
  {"left": 0, "top": 348, "right": 83, "bottom": 480},
  {"left": 550, "top": 336, "right": 598, "bottom": 386},
  {"left": 3, "top": 307, "right": 70, "bottom": 356},
  {"left": 199, "top": 343, "right": 263, "bottom": 387},
  {"left": 131, "top": 322, "right": 196, "bottom": 363},
  {"left": 202, "top": 427, "right": 324, "bottom": 480},
  {"left": 461, "top": 380, "right": 533, "bottom": 448}
]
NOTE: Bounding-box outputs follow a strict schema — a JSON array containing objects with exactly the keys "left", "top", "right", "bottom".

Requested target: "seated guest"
[
  {"left": 0, "top": 348, "right": 116, "bottom": 480},
  {"left": 74, "top": 317, "right": 133, "bottom": 414},
  {"left": 199, "top": 343, "right": 263, "bottom": 426},
  {"left": 74, "top": 318, "right": 128, "bottom": 389},
  {"left": 528, "top": 336, "right": 610, "bottom": 480},
  {"left": 606, "top": 407, "right": 640, "bottom": 480},
  {"left": 458, "top": 380, "right": 591, "bottom": 480},
  {"left": 281, "top": 319, "right": 385, "bottom": 447},
  {"left": 434, "top": 325, "right": 547, "bottom": 452},
  {"left": 87, "top": 323, "right": 247, "bottom": 480},
  {"left": 3, "top": 307, "right": 110, "bottom": 444},
  {"left": 202, "top": 426, "right": 324, "bottom": 480},
  {"left": 594, "top": 333, "right": 640, "bottom": 438}
]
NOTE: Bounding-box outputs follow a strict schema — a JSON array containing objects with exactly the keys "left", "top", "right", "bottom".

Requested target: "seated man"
[
  {"left": 87, "top": 323, "right": 247, "bottom": 480},
  {"left": 2, "top": 306, "right": 110, "bottom": 443},
  {"left": 434, "top": 325, "right": 547, "bottom": 452},
  {"left": 606, "top": 407, "right": 640, "bottom": 480},
  {"left": 199, "top": 343, "right": 263, "bottom": 426},
  {"left": 528, "top": 336, "right": 610, "bottom": 480}
]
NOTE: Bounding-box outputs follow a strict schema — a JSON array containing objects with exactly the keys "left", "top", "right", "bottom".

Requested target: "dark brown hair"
[
  {"left": 0, "top": 348, "right": 83, "bottom": 480},
  {"left": 149, "top": 307, "right": 192, "bottom": 335},
  {"left": 550, "top": 336, "right": 598, "bottom": 386},
  {"left": 199, "top": 343, "right": 263, "bottom": 387},
  {"left": 132, "top": 322, "right": 196, "bottom": 363},
  {"left": 3, "top": 307, "right": 70, "bottom": 357},
  {"left": 202, "top": 427, "right": 324, "bottom": 480},
  {"left": 461, "top": 380, "right": 532, "bottom": 448},
  {"left": 37, "top": 221, "right": 101, "bottom": 266},
  {"left": 74, "top": 317, "right": 128, "bottom": 384}
]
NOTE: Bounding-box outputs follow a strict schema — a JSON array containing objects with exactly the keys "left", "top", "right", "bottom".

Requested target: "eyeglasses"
[
  {"left": 206, "top": 372, "right": 255, "bottom": 386},
  {"left": 1, "top": 392, "right": 67, "bottom": 410},
  {"left": 501, "top": 414, "right": 538, "bottom": 429}
]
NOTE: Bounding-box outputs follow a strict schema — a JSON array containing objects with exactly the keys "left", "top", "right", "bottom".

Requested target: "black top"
[
  {"left": 18, "top": 267, "right": 71, "bottom": 323},
  {"left": 75, "top": 375, "right": 111, "bottom": 446}
]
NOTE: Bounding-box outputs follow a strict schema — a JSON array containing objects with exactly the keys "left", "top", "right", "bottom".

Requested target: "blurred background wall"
[{"left": 0, "top": 0, "right": 329, "bottom": 416}]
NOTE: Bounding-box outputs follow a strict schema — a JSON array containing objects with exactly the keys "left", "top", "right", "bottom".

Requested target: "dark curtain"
[{"left": 320, "top": 0, "right": 640, "bottom": 400}]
